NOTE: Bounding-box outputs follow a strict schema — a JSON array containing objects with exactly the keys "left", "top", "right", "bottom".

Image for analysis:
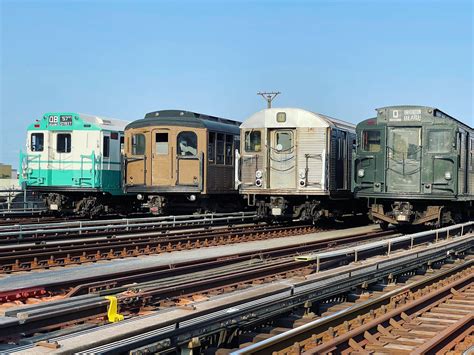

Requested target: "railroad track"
[
  {"left": 0, "top": 223, "right": 324, "bottom": 273},
  {"left": 233, "top": 263, "right": 474, "bottom": 355},
  {"left": 0, "top": 229, "right": 394, "bottom": 302},
  {"left": 0, "top": 228, "right": 396, "bottom": 339},
  {"left": 3, "top": 222, "right": 472, "bottom": 354},
  {"left": 301, "top": 266, "right": 473, "bottom": 355}
]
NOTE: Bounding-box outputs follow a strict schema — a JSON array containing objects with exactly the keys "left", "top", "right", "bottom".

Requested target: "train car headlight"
[
  {"left": 255, "top": 170, "right": 263, "bottom": 179},
  {"left": 255, "top": 179, "right": 262, "bottom": 187},
  {"left": 137, "top": 194, "right": 144, "bottom": 200},
  {"left": 444, "top": 171, "right": 452, "bottom": 180},
  {"left": 358, "top": 169, "right": 365, "bottom": 178}
]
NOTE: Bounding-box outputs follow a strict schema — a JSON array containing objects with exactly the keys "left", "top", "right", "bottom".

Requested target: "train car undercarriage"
[{"left": 369, "top": 200, "right": 473, "bottom": 229}]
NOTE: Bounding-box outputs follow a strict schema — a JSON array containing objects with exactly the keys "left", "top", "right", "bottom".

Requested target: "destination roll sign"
[{"left": 48, "top": 114, "right": 73, "bottom": 126}]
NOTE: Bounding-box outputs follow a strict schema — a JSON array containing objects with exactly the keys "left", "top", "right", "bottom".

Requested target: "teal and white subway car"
[{"left": 20, "top": 112, "right": 134, "bottom": 216}]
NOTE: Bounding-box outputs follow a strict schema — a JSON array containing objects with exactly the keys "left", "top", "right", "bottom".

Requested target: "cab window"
[
  {"left": 427, "top": 130, "right": 451, "bottom": 153},
  {"left": 132, "top": 134, "right": 146, "bottom": 155},
  {"left": 57, "top": 133, "right": 71, "bottom": 153},
  {"left": 177, "top": 131, "right": 197, "bottom": 156},
  {"left": 245, "top": 131, "right": 261, "bottom": 152},
  {"left": 31, "top": 133, "right": 44, "bottom": 152},
  {"left": 362, "top": 130, "right": 381, "bottom": 152}
]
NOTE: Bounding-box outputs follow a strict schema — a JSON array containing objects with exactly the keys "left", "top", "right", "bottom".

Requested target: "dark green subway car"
[{"left": 353, "top": 106, "right": 473, "bottom": 228}]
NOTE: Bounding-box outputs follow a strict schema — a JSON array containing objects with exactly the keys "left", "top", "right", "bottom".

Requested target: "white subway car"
[{"left": 237, "top": 107, "right": 360, "bottom": 222}]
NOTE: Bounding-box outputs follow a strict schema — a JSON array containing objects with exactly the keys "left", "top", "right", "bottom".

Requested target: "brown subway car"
[{"left": 123, "top": 110, "right": 241, "bottom": 214}]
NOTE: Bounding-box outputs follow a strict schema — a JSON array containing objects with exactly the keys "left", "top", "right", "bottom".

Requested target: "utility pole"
[{"left": 257, "top": 91, "right": 280, "bottom": 108}]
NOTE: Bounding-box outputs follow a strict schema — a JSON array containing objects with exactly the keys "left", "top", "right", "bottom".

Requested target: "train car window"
[
  {"left": 225, "top": 134, "right": 233, "bottom": 165},
  {"left": 427, "top": 130, "right": 451, "bottom": 153},
  {"left": 132, "top": 134, "right": 146, "bottom": 155},
  {"left": 177, "top": 131, "right": 197, "bottom": 156},
  {"left": 155, "top": 133, "right": 168, "bottom": 155},
  {"left": 216, "top": 133, "right": 225, "bottom": 164},
  {"left": 103, "top": 136, "right": 110, "bottom": 158},
  {"left": 276, "top": 131, "right": 293, "bottom": 151},
  {"left": 362, "top": 131, "right": 381, "bottom": 152},
  {"left": 31, "top": 133, "right": 44, "bottom": 152},
  {"left": 57, "top": 133, "right": 71, "bottom": 153},
  {"left": 120, "top": 136, "right": 124, "bottom": 152},
  {"left": 276, "top": 112, "right": 286, "bottom": 123},
  {"left": 208, "top": 132, "right": 216, "bottom": 163},
  {"left": 244, "top": 131, "right": 261, "bottom": 152}
]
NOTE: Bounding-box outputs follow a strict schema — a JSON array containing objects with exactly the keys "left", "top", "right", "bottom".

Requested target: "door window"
[
  {"left": 31, "top": 133, "right": 44, "bottom": 152},
  {"left": 57, "top": 133, "right": 71, "bottom": 153},
  {"left": 155, "top": 133, "right": 168, "bottom": 155},
  {"left": 389, "top": 128, "right": 420, "bottom": 160},
  {"left": 244, "top": 131, "right": 261, "bottom": 152},
  {"left": 276, "top": 131, "right": 293, "bottom": 151},
  {"left": 177, "top": 131, "right": 197, "bottom": 156},
  {"left": 132, "top": 134, "right": 146, "bottom": 155}
]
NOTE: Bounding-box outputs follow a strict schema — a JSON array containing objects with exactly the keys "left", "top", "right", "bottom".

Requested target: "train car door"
[
  {"left": 386, "top": 127, "right": 422, "bottom": 193},
  {"left": 268, "top": 129, "right": 296, "bottom": 189},
  {"left": 423, "top": 127, "right": 456, "bottom": 195},
  {"left": 176, "top": 130, "right": 202, "bottom": 187},
  {"left": 151, "top": 129, "right": 174, "bottom": 186},
  {"left": 125, "top": 131, "right": 147, "bottom": 186},
  {"left": 54, "top": 131, "right": 73, "bottom": 175}
]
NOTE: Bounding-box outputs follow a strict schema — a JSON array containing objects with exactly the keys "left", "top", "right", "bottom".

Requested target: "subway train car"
[
  {"left": 353, "top": 105, "right": 474, "bottom": 228},
  {"left": 123, "top": 109, "right": 242, "bottom": 214},
  {"left": 237, "top": 107, "right": 360, "bottom": 222},
  {"left": 19, "top": 112, "right": 134, "bottom": 216}
]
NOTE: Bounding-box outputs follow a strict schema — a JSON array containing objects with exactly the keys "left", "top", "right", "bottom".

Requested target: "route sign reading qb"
[{"left": 48, "top": 115, "right": 73, "bottom": 126}]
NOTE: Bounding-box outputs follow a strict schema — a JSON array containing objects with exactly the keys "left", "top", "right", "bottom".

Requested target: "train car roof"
[
  {"left": 28, "top": 112, "right": 130, "bottom": 131},
  {"left": 240, "top": 108, "right": 356, "bottom": 132},
  {"left": 76, "top": 113, "right": 130, "bottom": 131},
  {"left": 126, "top": 110, "right": 241, "bottom": 134},
  {"left": 375, "top": 105, "right": 472, "bottom": 131}
]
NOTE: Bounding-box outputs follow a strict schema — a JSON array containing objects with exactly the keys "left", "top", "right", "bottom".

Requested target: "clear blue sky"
[{"left": 1, "top": 0, "right": 473, "bottom": 167}]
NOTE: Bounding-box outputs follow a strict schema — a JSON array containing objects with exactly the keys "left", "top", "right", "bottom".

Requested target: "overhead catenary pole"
[{"left": 257, "top": 91, "right": 281, "bottom": 108}]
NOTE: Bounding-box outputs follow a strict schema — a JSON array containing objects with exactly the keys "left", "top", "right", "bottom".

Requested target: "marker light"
[{"left": 358, "top": 169, "right": 365, "bottom": 178}]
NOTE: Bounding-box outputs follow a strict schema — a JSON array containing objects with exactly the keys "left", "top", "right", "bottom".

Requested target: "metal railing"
[{"left": 0, "top": 211, "right": 257, "bottom": 237}]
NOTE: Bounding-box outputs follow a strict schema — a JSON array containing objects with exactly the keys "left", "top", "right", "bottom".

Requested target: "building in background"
[{"left": 0, "top": 163, "right": 20, "bottom": 190}]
